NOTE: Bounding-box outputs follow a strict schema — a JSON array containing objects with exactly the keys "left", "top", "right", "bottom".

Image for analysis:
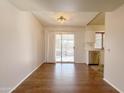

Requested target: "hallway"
[{"left": 12, "top": 63, "right": 118, "bottom": 93}]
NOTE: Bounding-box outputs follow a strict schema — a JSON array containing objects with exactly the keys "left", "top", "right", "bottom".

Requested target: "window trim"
[{"left": 95, "top": 32, "right": 105, "bottom": 50}]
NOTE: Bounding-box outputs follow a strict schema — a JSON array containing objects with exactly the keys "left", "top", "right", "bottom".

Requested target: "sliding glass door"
[{"left": 55, "top": 33, "right": 74, "bottom": 62}]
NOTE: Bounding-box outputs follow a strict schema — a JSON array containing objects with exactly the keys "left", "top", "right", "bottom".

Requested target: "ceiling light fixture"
[{"left": 57, "top": 16, "right": 66, "bottom": 24}]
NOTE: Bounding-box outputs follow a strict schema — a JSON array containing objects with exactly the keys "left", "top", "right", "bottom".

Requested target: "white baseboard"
[
  {"left": 103, "top": 78, "right": 124, "bottom": 93},
  {"left": 9, "top": 61, "right": 45, "bottom": 93}
]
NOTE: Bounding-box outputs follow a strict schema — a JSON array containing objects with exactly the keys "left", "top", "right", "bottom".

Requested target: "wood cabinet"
[{"left": 89, "top": 51, "right": 100, "bottom": 65}]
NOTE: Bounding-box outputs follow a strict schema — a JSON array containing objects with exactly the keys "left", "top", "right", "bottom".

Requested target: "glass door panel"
[
  {"left": 55, "top": 34, "right": 74, "bottom": 62},
  {"left": 62, "top": 34, "right": 74, "bottom": 62}
]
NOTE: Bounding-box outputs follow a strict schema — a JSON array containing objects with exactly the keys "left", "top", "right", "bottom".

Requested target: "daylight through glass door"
[{"left": 55, "top": 34, "right": 74, "bottom": 62}]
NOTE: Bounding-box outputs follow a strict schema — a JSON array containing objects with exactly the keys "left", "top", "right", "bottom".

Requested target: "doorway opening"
[{"left": 55, "top": 33, "right": 75, "bottom": 62}]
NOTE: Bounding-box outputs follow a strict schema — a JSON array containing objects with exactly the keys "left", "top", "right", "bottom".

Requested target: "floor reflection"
[
  {"left": 54, "top": 63, "right": 75, "bottom": 78},
  {"left": 54, "top": 63, "right": 75, "bottom": 86}
]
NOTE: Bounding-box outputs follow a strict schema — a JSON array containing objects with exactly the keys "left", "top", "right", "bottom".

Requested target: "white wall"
[
  {"left": 0, "top": 0, "right": 45, "bottom": 93},
  {"left": 105, "top": 4, "right": 124, "bottom": 93},
  {"left": 45, "top": 26, "right": 86, "bottom": 63}
]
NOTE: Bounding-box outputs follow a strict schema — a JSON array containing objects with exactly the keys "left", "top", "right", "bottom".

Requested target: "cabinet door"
[{"left": 89, "top": 51, "right": 100, "bottom": 65}]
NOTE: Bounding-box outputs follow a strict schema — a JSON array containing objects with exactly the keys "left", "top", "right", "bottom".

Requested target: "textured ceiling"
[
  {"left": 9, "top": 0, "right": 124, "bottom": 11},
  {"left": 9, "top": 0, "right": 124, "bottom": 26},
  {"left": 33, "top": 12, "right": 98, "bottom": 26}
]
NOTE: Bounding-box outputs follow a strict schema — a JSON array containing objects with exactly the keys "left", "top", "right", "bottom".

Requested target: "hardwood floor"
[{"left": 12, "top": 63, "right": 119, "bottom": 93}]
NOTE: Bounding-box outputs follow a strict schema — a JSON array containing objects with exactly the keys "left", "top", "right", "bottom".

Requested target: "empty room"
[{"left": 0, "top": 0, "right": 124, "bottom": 93}]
